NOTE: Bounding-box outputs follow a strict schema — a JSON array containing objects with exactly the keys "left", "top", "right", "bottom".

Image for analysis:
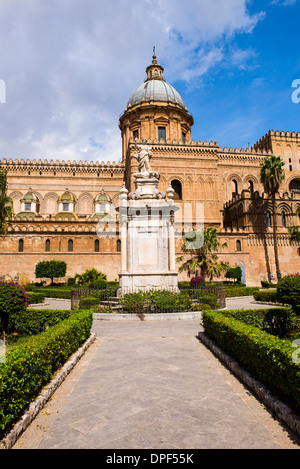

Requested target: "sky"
[{"left": 0, "top": 0, "right": 299, "bottom": 164}]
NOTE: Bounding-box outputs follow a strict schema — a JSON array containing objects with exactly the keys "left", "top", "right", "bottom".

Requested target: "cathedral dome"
[
  {"left": 126, "top": 52, "right": 186, "bottom": 110},
  {"left": 126, "top": 79, "right": 186, "bottom": 109}
]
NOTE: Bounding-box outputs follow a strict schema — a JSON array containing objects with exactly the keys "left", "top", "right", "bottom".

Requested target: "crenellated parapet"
[
  {"left": 0, "top": 158, "right": 125, "bottom": 175},
  {"left": 254, "top": 129, "right": 300, "bottom": 153}
]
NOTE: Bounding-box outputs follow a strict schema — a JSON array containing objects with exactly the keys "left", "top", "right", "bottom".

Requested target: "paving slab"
[{"left": 12, "top": 317, "right": 300, "bottom": 450}]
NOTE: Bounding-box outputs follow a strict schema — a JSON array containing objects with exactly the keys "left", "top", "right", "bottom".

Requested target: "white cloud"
[{"left": 0, "top": 0, "right": 265, "bottom": 162}]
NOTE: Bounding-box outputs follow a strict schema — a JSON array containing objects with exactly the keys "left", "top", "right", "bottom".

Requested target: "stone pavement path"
[{"left": 13, "top": 318, "right": 300, "bottom": 449}]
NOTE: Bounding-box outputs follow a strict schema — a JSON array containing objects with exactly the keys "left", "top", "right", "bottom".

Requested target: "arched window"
[
  {"left": 236, "top": 240, "right": 242, "bottom": 252},
  {"left": 290, "top": 179, "right": 300, "bottom": 194},
  {"left": 232, "top": 179, "right": 238, "bottom": 196},
  {"left": 117, "top": 239, "right": 121, "bottom": 252},
  {"left": 45, "top": 239, "right": 50, "bottom": 252},
  {"left": 248, "top": 180, "right": 254, "bottom": 194},
  {"left": 94, "top": 239, "right": 99, "bottom": 253},
  {"left": 171, "top": 180, "right": 182, "bottom": 200},
  {"left": 18, "top": 239, "right": 24, "bottom": 253},
  {"left": 266, "top": 210, "right": 272, "bottom": 227},
  {"left": 68, "top": 239, "right": 73, "bottom": 252},
  {"left": 281, "top": 211, "right": 287, "bottom": 228}
]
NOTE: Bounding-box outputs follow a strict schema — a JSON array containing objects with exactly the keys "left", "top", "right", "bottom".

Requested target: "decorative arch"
[
  {"left": 170, "top": 179, "right": 182, "bottom": 200},
  {"left": 77, "top": 193, "right": 93, "bottom": 215}
]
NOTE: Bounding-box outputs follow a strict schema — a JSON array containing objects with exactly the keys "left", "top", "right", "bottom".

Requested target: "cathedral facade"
[{"left": 0, "top": 54, "right": 300, "bottom": 286}]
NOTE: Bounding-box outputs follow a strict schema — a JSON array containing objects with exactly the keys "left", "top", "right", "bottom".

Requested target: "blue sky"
[
  {"left": 174, "top": 0, "right": 300, "bottom": 149},
  {"left": 0, "top": 0, "right": 299, "bottom": 162}
]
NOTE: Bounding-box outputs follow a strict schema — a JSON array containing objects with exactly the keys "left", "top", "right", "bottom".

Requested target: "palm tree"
[
  {"left": 177, "top": 227, "right": 228, "bottom": 281},
  {"left": 0, "top": 169, "right": 12, "bottom": 235},
  {"left": 260, "top": 155, "right": 285, "bottom": 282}
]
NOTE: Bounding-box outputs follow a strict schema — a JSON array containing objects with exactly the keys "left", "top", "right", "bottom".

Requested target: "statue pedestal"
[{"left": 117, "top": 175, "right": 179, "bottom": 296}]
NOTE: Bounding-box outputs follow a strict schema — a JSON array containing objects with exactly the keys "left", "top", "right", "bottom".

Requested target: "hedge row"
[
  {"left": 27, "top": 292, "right": 46, "bottom": 304},
  {"left": 201, "top": 310, "right": 300, "bottom": 411},
  {"left": 27, "top": 289, "right": 72, "bottom": 299},
  {"left": 224, "top": 286, "right": 259, "bottom": 297},
  {"left": 8, "top": 309, "right": 73, "bottom": 335},
  {"left": 253, "top": 290, "right": 279, "bottom": 304},
  {"left": 0, "top": 310, "right": 93, "bottom": 438}
]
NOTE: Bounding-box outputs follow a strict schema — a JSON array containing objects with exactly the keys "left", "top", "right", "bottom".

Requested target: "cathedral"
[{"left": 0, "top": 53, "right": 299, "bottom": 286}]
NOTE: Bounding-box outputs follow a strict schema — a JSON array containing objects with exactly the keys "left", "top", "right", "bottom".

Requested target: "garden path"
[{"left": 12, "top": 310, "right": 300, "bottom": 450}]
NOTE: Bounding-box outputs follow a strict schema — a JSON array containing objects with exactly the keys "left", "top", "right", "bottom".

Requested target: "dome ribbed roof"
[{"left": 127, "top": 80, "right": 185, "bottom": 109}]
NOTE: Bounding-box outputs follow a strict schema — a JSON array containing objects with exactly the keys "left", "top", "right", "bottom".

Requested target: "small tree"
[
  {"left": 35, "top": 260, "right": 67, "bottom": 285},
  {"left": 225, "top": 265, "right": 242, "bottom": 284}
]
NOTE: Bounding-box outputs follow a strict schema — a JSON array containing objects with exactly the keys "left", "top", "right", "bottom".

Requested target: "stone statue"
[{"left": 132, "top": 139, "right": 157, "bottom": 178}]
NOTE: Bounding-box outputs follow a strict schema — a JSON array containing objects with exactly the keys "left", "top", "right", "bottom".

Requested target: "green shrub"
[
  {"left": 92, "top": 278, "right": 107, "bottom": 289},
  {"left": 201, "top": 310, "right": 300, "bottom": 411},
  {"left": 27, "top": 289, "right": 72, "bottom": 299},
  {"left": 148, "top": 290, "right": 192, "bottom": 313},
  {"left": 66, "top": 277, "right": 76, "bottom": 286},
  {"left": 0, "top": 282, "right": 30, "bottom": 333},
  {"left": 225, "top": 286, "right": 259, "bottom": 298},
  {"left": 27, "top": 292, "right": 46, "bottom": 305},
  {"left": 277, "top": 274, "right": 300, "bottom": 314},
  {"left": 8, "top": 309, "right": 73, "bottom": 335},
  {"left": 0, "top": 310, "right": 93, "bottom": 438},
  {"left": 253, "top": 290, "right": 279, "bottom": 303},
  {"left": 261, "top": 280, "right": 277, "bottom": 289},
  {"left": 119, "top": 292, "right": 146, "bottom": 313},
  {"left": 78, "top": 297, "right": 99, "bottom": 309}
]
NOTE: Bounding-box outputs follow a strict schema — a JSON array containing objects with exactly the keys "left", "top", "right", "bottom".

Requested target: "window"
[
  {"left": 232, "top": 179, "right": 238, "bottom": 196},
  {"left": 154, "top": 69, "right": 158, "bottom": 77},
  {"left": 248, "top": 180, "right": 254, "bottom": 194},
  {"left": 158, "top": 126, "right": 166, "bottom": 141},
  {"left": 68, "top": 239, "right": 73, "bottom": 252},
  {"left": 182, "top": 132, "right": 186, "bottom": 143},
  {"left": 94, "top": 239, "right": 99, "bottom": 253},
  {"left": 63, "top": 203, "right": 69, "bottom": 212},
  {"left": 18, "top": 239, "right": 24, "bottom": 252},
  {"left": 133, "top": 129, "right": 139, "bottom": 140},
  {"left": 290, "top": 179, "right": 300, "bottom": 194},
  {"left": 117, "top": 239, "right": 121, "bottom": 252},
  {"left": 282, "top": 211, "right": 287, "bottom": 228},
  {"left": 45, "top": 239, "right": 50, "bottom": 252},
  {"left": 171, "top": 180, "right": 182, "bottom": 200},
  {"left": 266, "top": 211, "right": 272, "bottom": 227},
  {"left": 236, "top": 240, "right": 242, "bottom": 252},
  {"left": 25, "top": 202, "right": 31, "bottom": 211}
]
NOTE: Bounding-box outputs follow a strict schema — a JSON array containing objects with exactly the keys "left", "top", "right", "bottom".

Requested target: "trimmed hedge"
[
  {"left": 253, "top": 290, "right": 279, "bottom": 304},
  {"left": 27, "top": 292, "right": 46, "bottom": 305},
  {"left": 201, "top": 310, "right": 300, "bottom": 411},
  {"left": 8, "top": 309, "right": 73, "bottom": 335},
  {"left": 26, "top": 288, "right": 72, "bottom": 299},
  {"left": 0, "top": 310, "right": 93, "bottom": 438},
  {"left": 225, "top": 286, "right": 259, "bottom": 298}
]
